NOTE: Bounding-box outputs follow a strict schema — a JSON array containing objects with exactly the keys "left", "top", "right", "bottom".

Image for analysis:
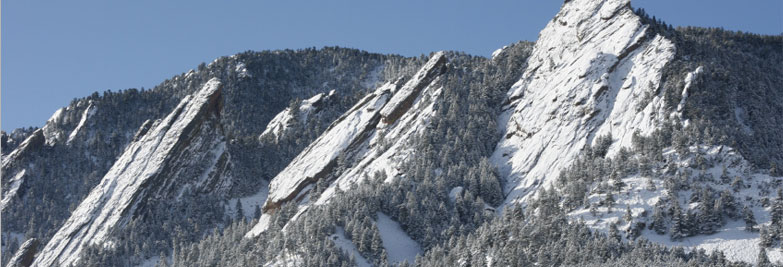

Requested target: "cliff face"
[
  {"left": 33, "top": 79, "right": 228, "bottom": 267},
  {"left": 492, "top": 0, "right": 676, "bottom": 203}
]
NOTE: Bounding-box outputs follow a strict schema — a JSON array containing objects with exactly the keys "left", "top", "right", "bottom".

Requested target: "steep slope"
[
  {"left": 248, "top": 52, "right": 448, "bottom": 236},
  {"left": 492, "top": 0, "right": 676, "bottom": 203},
  {"left": 32, "top": 79, "right": 227, "bottom": 267}
]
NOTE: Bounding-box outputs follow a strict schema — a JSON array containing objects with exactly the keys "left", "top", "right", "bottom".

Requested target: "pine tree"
[
  {"left": 609, "top": 222, "right": 621, "bottom": 242},
  {"left": 253, "top": 205, "right": 262, "bottom": 220},
  {"left": 760, "top": 227, "right": 773, "bottom": 247},
  {"left": 651, "top": 204, "right": 667, "bottom": 235},
  {"left": 623, "top": 206, "right": 633, "bottom": 223},
  {"left": 731, "top": 176, "right": 744, "bottom": 192},
  {"left": 743, "top": 206, "right": 757, "bottom": 232},
  {"left": 670, "top": 204, "right": 686, "bottom": 241},
  {"left": 235, "top": 200, "right": 245, "bottom": 222},
  {"left": 758, "top": 247, "right": 771, "bottom": 267},
  {"left": 772, "top": 189, "right": 783, "bottom": 225},
  {"left": 645, "top": 178, "right": 657, "bottom": 191}
]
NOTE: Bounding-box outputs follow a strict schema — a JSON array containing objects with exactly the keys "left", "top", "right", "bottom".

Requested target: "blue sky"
[{"left": 2, "top": 1, "right": 781, "bottom": 131}]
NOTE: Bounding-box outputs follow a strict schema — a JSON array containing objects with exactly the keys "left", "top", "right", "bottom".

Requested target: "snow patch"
[
  {"left": 330, "top": 227, "right": 372, "bottom": 267},
  {"left": 376, "top": 212, "right": 421, "bottom": 265},
  {"left": 449, "top": 186, "right": 464, "bottom": 203}
]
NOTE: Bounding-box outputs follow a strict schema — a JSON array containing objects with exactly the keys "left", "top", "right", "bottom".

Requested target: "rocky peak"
[{"left": 493, "top": 0, "right": 676, "bottom": 204}]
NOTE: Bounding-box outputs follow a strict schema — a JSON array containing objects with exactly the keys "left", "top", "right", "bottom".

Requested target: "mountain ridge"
[{"left": 2, "top": 0, "right": 782, "bottom": 266}]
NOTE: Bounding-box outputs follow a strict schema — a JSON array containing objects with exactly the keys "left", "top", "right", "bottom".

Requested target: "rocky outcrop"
[
  {"left": 261, "top": 83, "right": 396, "bottom": 214},
  {"left": 260, "top": 90, "right": 337, "bottom": 143},
  {"left": 1, "top": 130, "right": 45, "bottom": 210},
  {"left": 5, "top": 238, "right": 39, "bottom": 267},
  {"left": 248, "top": 53, "right": 448, "bottom": 237},
  {"left": 32, "top": 78, "right": 227, "bottom": 267},
  {"left": 492, "top": 0, "right": 676, "bottom": 203},
  {"left": 380, "top": 52, "right": 447, "bottom": 124}
]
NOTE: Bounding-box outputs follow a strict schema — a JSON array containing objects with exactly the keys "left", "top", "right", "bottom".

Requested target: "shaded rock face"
[
  {"left": 492, "top": 0, "right": 676, "bottom": 203},
  {"left": 4, "top": 238, "right": 39, "bottom": 267},
  {"left": 32, "top": 79, "right": 229, "bottom": 267}
]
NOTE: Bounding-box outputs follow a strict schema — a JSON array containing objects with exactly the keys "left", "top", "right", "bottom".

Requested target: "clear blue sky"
[{"left": 2, "top": 1, "right": 781, "bottom": 132}]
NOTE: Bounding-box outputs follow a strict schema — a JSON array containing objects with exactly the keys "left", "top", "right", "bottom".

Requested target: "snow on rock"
[
  {"left": 376, "top": 212, "right": 422, "bottom": 265},
  {"left": 380, "top": 51, "right": 446, "bottom": 124},
  {"left": 249, "top": 52, "right": 448, "bottom": 237},
  {"left": 315, "top": 58, "right": 447, "bottom": 206},
  {"left": 492, "top": 0, "right": 676, "bottom": 204},
  {"left": 260, "top": 83, "right": 395, "bottom": 214},
  {"left": 32, "top": 79, "right": 225, "bottom": 267},
  {"left": 1, "top": 170, "right": 27, "bottom": 210},
  {"left": 1, "top": 129, "right": 45, "bottom": 210},
  {"left": 41, "top": 108, "right": 66, "bottom": 145},
  {"left": 491, "top": 45, "right": 508, "bottom": 60},
  {"left": 66, "top": 101, "right": 96, "bottom": 145},
  {"left": 2, "top": 130, "right": 44, "bottom": 170},
  {"left": 259, "top": 90, "right": 336, "bottom": 142},
  {"left": 330, "top": 227, "right": 372, "bottom": 267},
  {"left": 677, "top": 66, "right": 704, "bottom": 114}
]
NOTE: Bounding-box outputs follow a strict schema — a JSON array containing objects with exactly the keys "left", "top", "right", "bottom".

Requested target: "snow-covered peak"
[{"left": 493, "top": 0, "right": 676, "bottom": 204}]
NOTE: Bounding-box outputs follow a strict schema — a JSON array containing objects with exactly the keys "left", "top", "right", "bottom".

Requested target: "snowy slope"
[
  {"left": 492, "top": 0, "right": 676, "bottom": 204},
  {"left": 32, "top": 79, "right": 226, "bottom": 267},
  {"left": 568, "top": 145, "right": 782, "bottom": 264},
  {"left": 330, "top": 227, "right": 372, "bottom": 267},
  {"left": 376, "top": 212, "right": 421, "bottom": 265}
]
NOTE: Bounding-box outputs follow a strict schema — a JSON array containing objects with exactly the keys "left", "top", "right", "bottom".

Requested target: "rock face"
[
  {"left": 259, "top": 90, "right": 337, "bottom": 143},
  {"left": 492, "top": 0, "right": 676, "bottom": 203},
  {"left": 32, "top": 79, "right": 228, "bottom": 267},
  {"left": 248, "top": 52, "right": 448, "bottom": 236},
  {"left": 4, "top": 238, "right": 39, "bottom": 267},
  {"left": 1, "top": 129, "right": 45, "bottom": 211}
]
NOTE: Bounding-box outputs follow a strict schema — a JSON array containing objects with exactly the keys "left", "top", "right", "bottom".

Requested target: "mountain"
[{"left": 2, "top": 0, "right": 782, "bottom": 266}]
